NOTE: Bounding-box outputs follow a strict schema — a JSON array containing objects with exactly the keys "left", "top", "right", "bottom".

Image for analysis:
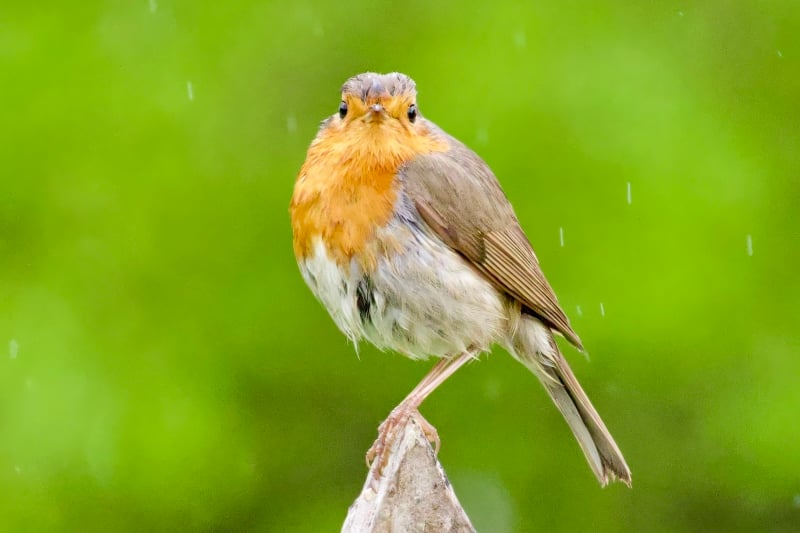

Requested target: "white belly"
[{"left": 299, "top": 227, "right": 511, "bottom": 360}]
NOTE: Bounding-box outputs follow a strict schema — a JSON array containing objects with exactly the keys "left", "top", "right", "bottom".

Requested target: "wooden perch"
[{"left": 342, "top": 419, "right": 475, "bottom": 533}]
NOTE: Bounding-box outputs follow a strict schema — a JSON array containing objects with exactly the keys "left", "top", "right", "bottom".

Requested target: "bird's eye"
[
  {"left": 407, "top": 104, "right": 417, "bottom": 123},
  {"left": 339, "top": 101, "right": 348, "bottom": 119}
]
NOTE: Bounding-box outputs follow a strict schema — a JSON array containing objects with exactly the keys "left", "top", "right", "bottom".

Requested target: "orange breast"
[{"left": 291, "top": 121, "right": 447, "bottom": 271}]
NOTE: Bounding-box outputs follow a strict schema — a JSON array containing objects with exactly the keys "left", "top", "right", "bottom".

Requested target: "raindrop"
[
  {"left": 187, "top": 81, "right": 194, "bottom": 101},
  {"left": 626, "top": 181, "right": 632, "bottom": 205},
  {"left": 677, "top": 10, "right": 685, "bottom": 17},
  {"left": 599, "top": 302, "right": 605, "bottom": 317},
  {"left": 9, "top": 339, "right": 18, "bottom": 359},
  {"left": 149, "top": 0, "right": 157, "bottom": 13},
  {"left": 777, "top": 50, "right": 783, "bottom": 58},
  {"left": 287, "top": 114, "right": 297, "bottom": 134},
  {"left": 576, "top": 305, "right": 583, "bottom": 317},
  {"left": 14, "top": 465, "right": 21, "bottom": 475},
  {"left": 746, "top": 235, "right": 753, "bottom": 256},
  {"left": 513, "top": 31, "right": 526, "bottom": 49},
  {"left": 483, "top": 377, "right": 502, "bottom": 401},
  {"left": 559, "top": 227, "right": 565, "bottom": 247}
]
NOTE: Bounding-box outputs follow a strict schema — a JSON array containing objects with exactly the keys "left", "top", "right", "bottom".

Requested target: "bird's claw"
[{"left": 365, "top": 408, "right": 440, "bottom": 478}]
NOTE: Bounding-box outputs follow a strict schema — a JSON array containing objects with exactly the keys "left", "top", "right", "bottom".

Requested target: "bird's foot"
[{"left": 366, "top": 407, "right": 440, "bottom": 477}]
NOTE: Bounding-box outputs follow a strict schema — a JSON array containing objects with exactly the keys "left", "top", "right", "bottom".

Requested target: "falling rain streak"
[
  {"left": 514, "top": 31, "right": 526, "bottom": 49},
  {"left": 626, "top": 182, "right": 632, "bottom": 205},
  {"left": 576, "top": 305, "right": 583, "bottom": 317},
  {"left": 746, "top": 235, "right": 753, "bottom": 256},
  {"left": 559, "top": 227, "right": 564, "bottom": 247},
  {"left": 600, "top": 303, "right": 605, "bottom": 317},
  {"left": 287, "top": 115, "right": 297, "bottom": 134},
  {"left": 9, "top": 339, "right": 18, "bottom": 359},
  {"left": 149, "top": 0, "right": 157, "bottom": 13},
  {"left": 187, "top": 81, "right": 194, "bottom": 101}
]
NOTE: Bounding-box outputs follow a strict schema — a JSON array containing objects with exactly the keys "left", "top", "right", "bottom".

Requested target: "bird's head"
[
  {"left": 323, "top": 72, "right": 424, "bottom": 139},
  {"left": 300, "top": 72, "right": 446, "bottom": 184}
]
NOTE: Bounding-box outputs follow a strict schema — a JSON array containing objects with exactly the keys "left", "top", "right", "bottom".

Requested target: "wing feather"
[{"left": 402, "top": 125, "right": 583, "bottom": 349}]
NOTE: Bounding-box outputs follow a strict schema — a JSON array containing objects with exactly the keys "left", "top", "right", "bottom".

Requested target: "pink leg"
[{"left": 366, "top": 350, "right": 476, "bottom": 473}]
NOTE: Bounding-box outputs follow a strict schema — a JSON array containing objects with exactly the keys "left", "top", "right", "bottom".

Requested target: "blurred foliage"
[{"left": 1, "top": 0, "right": 799, "bottom": 531}]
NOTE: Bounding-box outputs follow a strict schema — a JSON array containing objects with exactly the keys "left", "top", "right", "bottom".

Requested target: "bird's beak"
[
  {"left": 364, "top": 102, "right": 386, "bottom": 123},
  {"left": 364, "top": 78, "right": 389, "bottom": 121}
]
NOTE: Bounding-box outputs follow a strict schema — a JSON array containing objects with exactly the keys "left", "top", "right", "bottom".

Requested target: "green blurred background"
[{"left": 2, "top": 1, "right": 799, "bottom": 531}]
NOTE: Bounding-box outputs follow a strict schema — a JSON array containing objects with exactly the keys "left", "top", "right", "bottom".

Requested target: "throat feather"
[{"left": 290, "top": 122, "right": 447, "bottom": 268}]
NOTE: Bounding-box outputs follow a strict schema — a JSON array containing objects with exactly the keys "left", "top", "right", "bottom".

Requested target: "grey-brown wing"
[{"left": 402, "top": 132, "right": 583, "bottom": 350}]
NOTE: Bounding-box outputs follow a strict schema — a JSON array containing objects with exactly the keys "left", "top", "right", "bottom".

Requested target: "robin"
[{"left": 290, "top": 72, "right": 631, "bottom": 486}]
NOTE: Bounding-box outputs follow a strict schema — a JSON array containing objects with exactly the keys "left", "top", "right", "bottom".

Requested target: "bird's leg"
[{"left": 366, "top": 350, "right": 476, "bottom": 475}]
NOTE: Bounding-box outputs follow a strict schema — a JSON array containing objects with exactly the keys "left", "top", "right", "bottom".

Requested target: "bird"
[{"left": 290, "top": 72, "right": 631, "bottom": 487}]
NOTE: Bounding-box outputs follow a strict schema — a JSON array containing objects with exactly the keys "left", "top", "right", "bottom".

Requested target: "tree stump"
[{"left": 342, "top": 418, "right": 475, "bottom": 532}]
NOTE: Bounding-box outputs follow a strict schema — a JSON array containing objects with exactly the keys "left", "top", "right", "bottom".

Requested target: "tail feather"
[{"left": 510, "top": 317, "right": 631, "bottom": 487}]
